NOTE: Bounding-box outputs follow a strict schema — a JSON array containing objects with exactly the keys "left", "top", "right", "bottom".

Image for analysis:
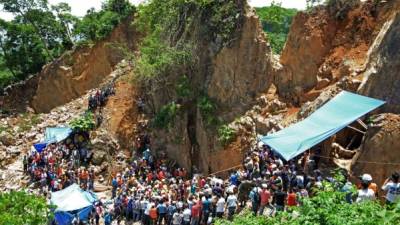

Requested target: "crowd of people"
[
  {"left": 88, "top": 83, "right": 115, "bottom": 112},
  {"left": 23, "top": 132, "right": 94, "bottom": 196},
  {"left": 74, "top": 141, "right": 400, "bottom": 225},
  {"left": 21, "top": 83, "right": 400, "bottom": 225}
]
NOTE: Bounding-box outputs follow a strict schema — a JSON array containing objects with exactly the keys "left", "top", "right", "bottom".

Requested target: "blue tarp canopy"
[
  {"left": 45, "top": 127, "right": 72, "bottom": 143},
  {"left": 33, "top": 142, "right": 47, "bottom": 153},
  {"left": 261, "top": 91, "right": 385, "bottom": 161},
  {"left": 51, "top": 184, "right": 97, "bottom": 225}
]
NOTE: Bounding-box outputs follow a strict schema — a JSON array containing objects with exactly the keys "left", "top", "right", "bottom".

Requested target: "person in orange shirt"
[
  {"left": 287, "top": 188, "right": 298, "bottom": 207},
  {"left": 149, "top": 205, "right": 158, "bottom": 225}
]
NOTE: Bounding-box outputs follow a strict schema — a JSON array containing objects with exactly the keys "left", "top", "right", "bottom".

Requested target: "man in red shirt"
[
  {"left": 259, "top": 184, "right": 271, "bottom": 215},
  {"left": 191, "top": 200, "right": 201, "bottom": 225}
]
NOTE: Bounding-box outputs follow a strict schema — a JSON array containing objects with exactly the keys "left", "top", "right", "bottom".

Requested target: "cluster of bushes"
[
  {"left": 153, "top": 102, "right": 181, "bottom": 129},
  {"left": 69, "top": 111, "right": 95, "bottom": 132},
  {"left": 0, "top": 191, "right": 54, "bottom": 225},
  {"left": 216, "top": 178, "right": 400, "bottom": 225}
]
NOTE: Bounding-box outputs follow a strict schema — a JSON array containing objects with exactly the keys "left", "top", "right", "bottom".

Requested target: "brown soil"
[{"left": 103, "top": 75, "right": 138, "bottom": 152}]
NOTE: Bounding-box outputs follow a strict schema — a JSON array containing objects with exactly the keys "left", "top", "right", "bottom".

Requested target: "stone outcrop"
[
  {"left": 145, "top": 4, "right": 276, "bottom": 173},
  {"left": 208, "top": 9, "right": 274, "bottom": 120},
  {"left": 276, "top": 0, "right": 400, "bottom": 103},
  {"left": 351, "top": 113, "right": 400, "bottom": 188},
  {"left": 358, "top": 13, "right": 400, "bottom": 113},
  {"left": 1, "top": 17, "right": 138, "bottom": 113}
]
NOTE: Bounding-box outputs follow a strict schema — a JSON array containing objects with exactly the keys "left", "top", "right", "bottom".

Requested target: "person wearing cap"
[{"left": 356, "top": 179, "right": 375, "bottom": 203}]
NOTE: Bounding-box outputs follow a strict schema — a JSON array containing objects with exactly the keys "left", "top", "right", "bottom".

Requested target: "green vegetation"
[
  {"left": 0, "top": 0, "right": 134, "bottom": 89},
  {"left": 216, "top": 180, "right": 400, "bottom": 225},
  {"left": 69, "top": 111, "right": 95, "bottom": 132},
  {"left": 175, "top": 75, "right": 192, "bottom": 99},
  {"left": 255, "top": 3, "right": 297, "bottom": 54},
  {"left": 133, "top": 0, "right": 243, "bottom": 80},
  {"left": 198, "top": 95, "right": 219, "bottom": 127},
  {"left": 74, "top": 0, "right": 135, "bottom": 42},
  {"left": 217, "top": 124, "right": 236, "bottom": 146},
  {"left": 0, "top": 191, "right": 54, "bottom": 225},
  {"left": 153, "top": 102, "right": 181, "bottom": 129},
  {"left": 134, "top": 30, "right": 192, "bottom": 80}
]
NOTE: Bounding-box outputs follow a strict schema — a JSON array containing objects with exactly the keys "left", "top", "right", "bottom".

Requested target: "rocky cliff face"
[
  {"left": 351, "top": 113, "right": 400, "bottom": 188},
  {"left": 145, "top": 5, "right": 275, "bottom": 173},
  {"left": 277, "top": 0, "right": 399, "bottom": 104},
  {"left": 1, "top": 17, "right": 138, "bottom": 113},
  {"left": 358, "top": 12, "right": 400, "bottom": 113}
]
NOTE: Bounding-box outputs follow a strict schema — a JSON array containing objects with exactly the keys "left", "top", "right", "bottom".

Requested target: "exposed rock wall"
[
  {"left": 358, "top": 13, "right": 400, "bottom": 113},
  {"left": 277, "top": 0, "right": 399, "bottom": 103},
  {"left": 0, "top": 75, "right": 39, "bottom": 113},
  {"left": 31, "top": 18, "right": 137, "bottom": 113},
  {"left": 146, "top": 6, "right": 275, "bottom": 174},
  {"left": 1, "top": 17, "right": 138, "bottom": 114},
  {"left": 208, "top": 10, "right": 273, "bottom": 120},
  {"left": 351, "top": 113, "right": 400, "bottom": 188}
]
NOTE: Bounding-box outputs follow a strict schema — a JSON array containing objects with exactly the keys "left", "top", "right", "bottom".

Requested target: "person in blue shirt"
[
  {"left": 230, "top": 171, "right": 239, "bottom": 186},
  {"left": 167, "top": 202, "right": 177, "bottom": 225},
  {"left": 104, "top": 211, "right": 112, "bottom": 225},
  {"left": 143, "top": 148, "right": 151, "bottom": 161},
  {"left": 157, "top": 200, "right": 168, "bottom": 225},
  {"left": 111, "top": 177, "right": 118, "bottom": 199},
  {"left": 202, "top": 195, "right": 211, "bottom": 225}
]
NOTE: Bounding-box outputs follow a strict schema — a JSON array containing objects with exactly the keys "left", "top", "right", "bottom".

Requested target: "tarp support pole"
[
  {"left": 357, "top": 119, "right": 368, "bottom": 130},
  {"left": 347, "top": 125, "right": 366, "bottom": 134}
]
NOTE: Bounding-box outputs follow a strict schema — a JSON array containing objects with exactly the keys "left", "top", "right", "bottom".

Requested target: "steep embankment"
[
  {"left": 358, "top": 12, "right": 400, "bottom": 113},
  {"left": 139, "top": 2, "right": 276, "bottom": 173},
  {"left": 277, "top": 0, "right": 400, "bottom": 104},
  {"left": 0, "top": 17, "right": 138, "bottom": 113}
]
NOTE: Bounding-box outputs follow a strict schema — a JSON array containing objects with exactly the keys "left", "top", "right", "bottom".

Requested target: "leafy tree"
[
  {"left": 74, "top": 0, "right": 134, "bottom": 42},
  {"left": 255, "top": 3, "right": 297, "bottom": 54},
  {"left": 51, "top": 2, "right": 78, "bottom": 49},
  {"left": 0, "top": 0, "right": 54, "bottom": 59},
  {"left": 0, "top": 19, "right": 48, "bottom": 78},
  {"left": 0, "top": 191, "right": 54, "bottom": 225}
]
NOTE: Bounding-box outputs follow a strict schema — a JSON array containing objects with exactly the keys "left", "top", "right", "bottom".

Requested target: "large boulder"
[
  {"left": 0, "top": 132, "right": 16, "bottom": 146},
  {"left": 351, "top": 113, "right": 400, "bottom": 188},
  {"left": 90, "top": 131, "right": 119, "bottom": 165}
]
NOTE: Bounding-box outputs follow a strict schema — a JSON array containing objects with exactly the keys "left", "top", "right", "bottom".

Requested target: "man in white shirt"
[
  {"left": 172, "top": 209, "right": 183, "bottom": 225},
  {"left": 182, "top": 205, "right": 191, "bottom": 225},
  {"left": 226, "top": 192, "right": 237, "bottom": 220},
  {"left": 382, "top": 172, "right": 400, "bottom": 204},
  {"left": 216, "top": 195, "right": 225, "bottom": 218},
  {"left": 356, "top": 181, "right": 375, "bottom": 203}
]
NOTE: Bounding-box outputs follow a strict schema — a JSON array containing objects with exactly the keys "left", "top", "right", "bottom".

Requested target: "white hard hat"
[{"left": 361, "top": 174, "right": 372, "bottom": 182}]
